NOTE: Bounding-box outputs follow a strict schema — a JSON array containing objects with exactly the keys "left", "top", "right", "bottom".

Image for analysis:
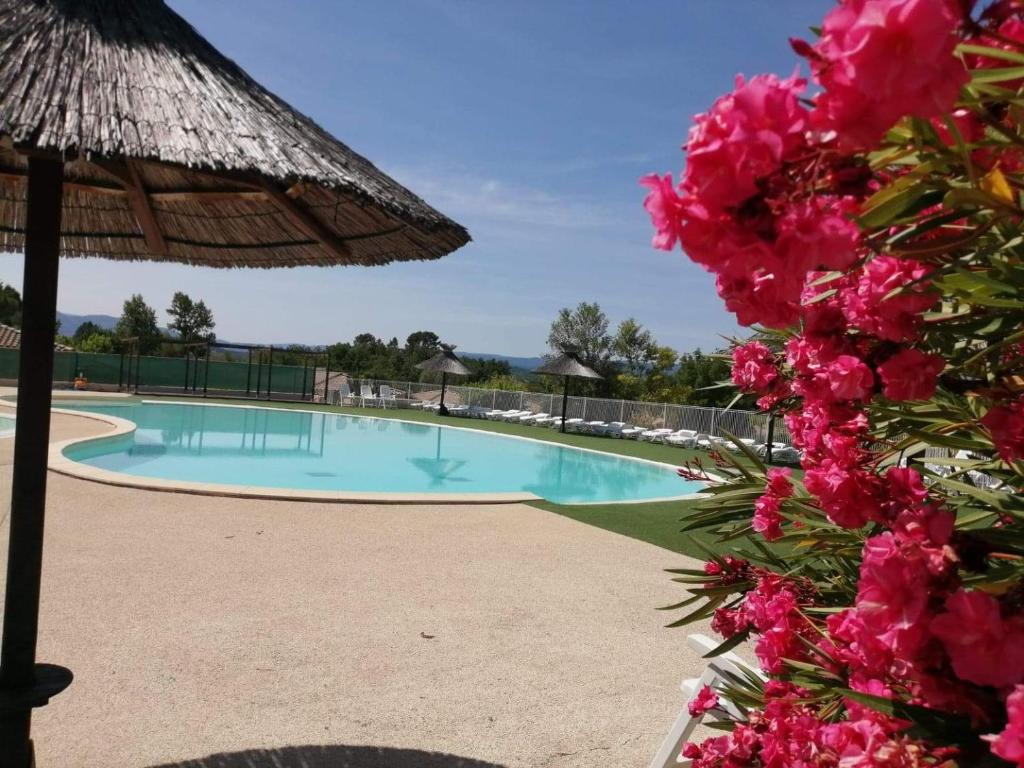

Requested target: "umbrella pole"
[
  {"left": 439, "top": 371, "right": 448, "bottom": 416},
  {"left": 560, "top": 376, "right": 569, "bottom": 433},
  {"left": 0, "top": 156, "right": 73, "bottom": 768}
]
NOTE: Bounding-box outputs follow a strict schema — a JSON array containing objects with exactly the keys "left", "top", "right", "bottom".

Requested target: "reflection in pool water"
[{"left": 60, "top": 402, "right": 699, "bottom": 504}]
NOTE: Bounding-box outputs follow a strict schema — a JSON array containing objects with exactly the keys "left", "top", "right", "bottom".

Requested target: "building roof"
[{"left": 0, "top": 323, "right": 72, "bottom": 352}]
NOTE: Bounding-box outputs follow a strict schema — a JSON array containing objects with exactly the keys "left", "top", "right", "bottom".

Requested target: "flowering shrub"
[{"left": 643, "top": 1, "right": 1024, "bottom": 765}]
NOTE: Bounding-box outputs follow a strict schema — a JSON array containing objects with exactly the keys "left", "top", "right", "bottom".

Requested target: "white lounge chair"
[
  {"left": 640, "top": 428, "right": 675, "bottom": 442},
  {"left": 378, "top": 384, "right": 397, "bottom": 408},
  {"left": 501, "top": 410, "right": 532, "bottom": 422},
  {"left": 595, "top": 422, "right": 632, "bottom": 437},
  {"left": 359, "top": 384, "right": 378, "bottom": 407},
  {"left": 518, "top": 412, "right": 550, "bottom": 424},
  {"left": 534, "top": 415, "right": 564, "bottom": 426},
  {"left": 664, "top": 429, "right": 698, "bottom": 448},
  {"left": 649, "top": 633, "right": 765, "bottom": 768},
  {"left": 571, "top": 420, "right": 607, "bottom": 434},
  {"left": 335, "top": 381, "right": 355, "bottom": 406},
  {"left": 551, "top": 417, "right": 584, "bottom": 430},
  {"left": 619, "top": 426, "right": 645, "bottom": 439}
]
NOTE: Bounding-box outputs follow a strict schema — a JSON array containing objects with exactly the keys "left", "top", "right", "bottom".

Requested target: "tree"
[
  {"left": 673, "top": 349, "right": 737, "bottom": 408},
  {"left": 167, "top": 292, "right": 215, "bottom": 344},
  {"left": 72, "top": 321, "right": 108, "bottom": 343},
  {"left": 0, "top": 282, "right": 21, "bottom": 327},
  {"left": 547, "top": 301, "right": 613, "bottom": 371},
  {"left": 115, "top": 294, "right": 161, "bottom": 353},
  {"left": 77, "top": 333, "right": 115, "bottom": 354},
  {"left": 612, "top": 318, "right": 656, "bottom": 376}
]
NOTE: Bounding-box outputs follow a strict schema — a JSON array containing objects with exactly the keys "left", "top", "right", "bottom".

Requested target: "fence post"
[
  {"left": 710, "top": 408, "right": 718, "bottom": 437},
  {"left": 491, "top": 389, "right": 496, "bottom": 408},
  {"left": 663, "top": 403, "right": 668, "bottom": 427},
  {"left": 619, "top": 400, "right": 625, "bottom": 422},
  {"left": 582, "top": 397, "right": 588, "bottom": 420},
  {"left": 266, "top": 346, "right": 274, "bottom": 401}
]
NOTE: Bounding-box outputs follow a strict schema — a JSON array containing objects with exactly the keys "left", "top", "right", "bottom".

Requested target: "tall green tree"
[
  {"left": 547, "top": 301, "right": 613, "bottom": 370},
  {"left": 612, "top": 317, "right": 656, "bottom": 376},
  {"left": 115, "top": 294, "right": 161, "bottom": 353},
  {"left": 0, "top": 282, "right": 22, "bottom": 327},
  {"left": 72, "top": 321, "right": 108, "bottom": 343},
  {"left": 167, "top": 292, "right": 215, "bottom": 344}
]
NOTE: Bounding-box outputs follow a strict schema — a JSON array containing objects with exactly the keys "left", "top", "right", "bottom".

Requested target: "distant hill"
[
  {"left": 460, "top": 352, "right": 544, "bottom": 372},
  {"left": 57, "top": 312, "right": 118, "bottom": 336}
]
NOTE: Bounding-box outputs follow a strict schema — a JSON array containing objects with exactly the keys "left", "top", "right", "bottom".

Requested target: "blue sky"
[{"left": 0, "top": 0, "right": 832, "bottom": 356}]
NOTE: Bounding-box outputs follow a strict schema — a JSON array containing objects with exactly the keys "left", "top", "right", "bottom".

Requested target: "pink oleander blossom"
[
  {"left": 982, "top": 397, "right": 1024, "bottom": 463},
  {"left": 931, "top": 589, "right": 1024, "bottom": 688},
  {"left": 731, "top": 341, "right": 779, "bottom": 393},
  {"left": 987, "top": 685, "right": 1024, "bottom": 767},
  {"left": 877, "top": 348, "right": 945, "bottom": 401},
  {"left": 640, "top": 173, "right": 686, "bottom": 251},
  {"left": 688, "top": 684, "right": 720, "bottom": 717},
  {"left": 804, "top": 460, "right": 882, "bottom": 528},
  {"left": 841, "top": 256, "right": 937, "bottom": 342},
  {"left": 802, "top": 0, "right": 968, "bottom": 149},
  {"left": 824, "top": 354, "right": 875, "bottom": 402},
  {"left": 682, "top": 72, "right": 809, "bottom": 211}
]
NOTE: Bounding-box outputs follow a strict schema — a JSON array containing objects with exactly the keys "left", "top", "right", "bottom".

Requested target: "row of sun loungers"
[
  {"left": 340, "top": 392, "right": 803, "bottom": 463},
  {"left": 425, "top": 406, "right": 802, "bottom": 461}
]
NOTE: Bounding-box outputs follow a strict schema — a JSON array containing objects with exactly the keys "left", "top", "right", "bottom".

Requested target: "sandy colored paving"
[{"left": 0, "top": 409, "right": 713, "bottom": 768}]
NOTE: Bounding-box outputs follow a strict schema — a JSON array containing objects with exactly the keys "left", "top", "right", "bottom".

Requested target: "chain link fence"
[{"left": 340, "top": 375, "right": 789, "bottom": 443}]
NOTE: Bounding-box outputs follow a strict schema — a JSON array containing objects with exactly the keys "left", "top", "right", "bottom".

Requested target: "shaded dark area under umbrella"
[
  {"left": 533, "top": 353, "right": 602, "bottom": 433},
  {"left": 415, "top": 345, "right": 471, "bottom": 416},
  {"left": 0, "top": 1, "right": 469, "bottom": 764}
]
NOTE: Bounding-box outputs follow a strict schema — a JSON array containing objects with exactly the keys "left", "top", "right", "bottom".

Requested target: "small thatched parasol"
[
  {"left": 534, "top": 352, "right": 601, "bottom": 432},
  {"left": 415, "top": 344, "right": 471, "bottom": 416},
  {"left": 0, "top": 1, "right": 469, "bottom": 762}
]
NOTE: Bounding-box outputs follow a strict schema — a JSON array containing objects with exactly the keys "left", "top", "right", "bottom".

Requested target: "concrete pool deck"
[{"left": 0, "top": 408, "right": 718, "bottom": 767}]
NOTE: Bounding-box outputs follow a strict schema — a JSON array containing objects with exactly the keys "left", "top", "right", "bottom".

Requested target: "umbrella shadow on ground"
[{"left": 146, "top": 744, "right": 507, "bottom": 768}]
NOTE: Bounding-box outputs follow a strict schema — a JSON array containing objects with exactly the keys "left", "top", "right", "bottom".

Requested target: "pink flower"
[
  {"left": 775, "top": 196, "right": 862, "bottom": 273},
  {"left": 683, "top": 72, "right": 809, "bottom": 211},
  {"left": 688, "top": 684, "right": 720, "bottom": 717},
  {"left": 824, "top": 354, "right": 874, "bottom": 402},
  {"left": 987, "top": 685, "right": 1024, "bottom": 766},
  {"left": 841, "top": 256, "right": 937, "bottom": 341},
  {"left": 804, "top": 460, "right": 881, "bottom": 528},
  {"left": 640, "top": 173, "right": 686, "bottom": 251},
  {"left": 803, "top": 0, "right": 968, "bottom": 149},
  {"left": 877, "top": 348, "right": 944, "bottom": 401},
  {"left": 931, "top": 589, "right": 1024, "bottom": 688},
  {"left": 982, "top": 397, "right": 1024, "bottom": 463},
  {"left": 732, "top": 341, "right": 779, "bottom": 393},
  {"left": 715, "top": 264, "right": 803, "bottom": 329},
  {"left": 753, "top": 494, "right": 785, "bottom": 542}
]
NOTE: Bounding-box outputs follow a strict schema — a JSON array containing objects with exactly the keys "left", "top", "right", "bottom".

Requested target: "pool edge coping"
[{"left": 47, "top": 400, "right": 710, "bottom": 505}]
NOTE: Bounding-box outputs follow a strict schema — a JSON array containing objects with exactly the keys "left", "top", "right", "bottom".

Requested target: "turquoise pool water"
[
  {"left": 0, "top": 414, "right": 13, "bottom": 437},
  {"left": 60, "top": 402, "right": 698, "bottom": 504}
]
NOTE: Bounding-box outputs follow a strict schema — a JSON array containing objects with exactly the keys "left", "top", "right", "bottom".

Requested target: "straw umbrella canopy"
[
  {"left": 533, "top": 352, "right": 601, "bottom": 432},
  {"left": 415, "top": 344, "right": 471, "bottom": 415},
  {"left": 0, "top": 1, "right": 469, "bottom": 763}
]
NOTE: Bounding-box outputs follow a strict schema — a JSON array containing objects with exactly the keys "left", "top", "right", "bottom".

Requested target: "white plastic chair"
[
  {"left": 649, "top": 634, "right": 765, "bottom": 768},
  {"left": 359, "top": 384, "right": 377, "bottom": 407},
  {"left": 378, "top": 384, "right": 397, "bottom": 408}
]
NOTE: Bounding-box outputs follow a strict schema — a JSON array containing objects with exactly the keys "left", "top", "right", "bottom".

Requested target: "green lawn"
[{"left": 55, "top": 392, "right": 750, "bottom": 559}]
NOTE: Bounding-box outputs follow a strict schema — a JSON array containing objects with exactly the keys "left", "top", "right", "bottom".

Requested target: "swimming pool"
[
  {"left": 58, "top": 401, "right": 699, "bottom": 504},
  {"left": 0, "top": 414, "right": 13, "bottom": 437}
]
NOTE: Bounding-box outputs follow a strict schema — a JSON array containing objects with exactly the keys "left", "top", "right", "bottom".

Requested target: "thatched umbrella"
[
  {"left": 415, "top": 344, "right": 471, "bottom": 416},
  {"left": 534, "top": 352, "right": 601, "bottom": 433},
  {"left": 0, "top": 1, "right": 469, "bottom": 762}
]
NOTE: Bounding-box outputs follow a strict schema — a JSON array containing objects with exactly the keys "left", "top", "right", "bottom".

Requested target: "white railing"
[{"left": 317, "top": 372, "right": 790, "bottom": 443}]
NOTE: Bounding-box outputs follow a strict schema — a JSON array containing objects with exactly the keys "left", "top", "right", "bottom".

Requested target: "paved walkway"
[{"left": 0, "top": 409, "right": 713, "bottom": 768}]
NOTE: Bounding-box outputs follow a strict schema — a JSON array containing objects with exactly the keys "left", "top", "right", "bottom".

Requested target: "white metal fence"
[{"left": 318, "top": 373, "right": 790, "bottom": 443}]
